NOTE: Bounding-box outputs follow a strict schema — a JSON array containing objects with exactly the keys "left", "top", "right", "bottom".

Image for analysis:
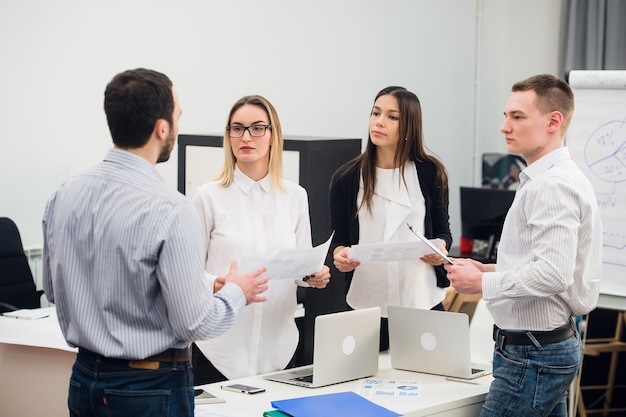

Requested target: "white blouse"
[
  {"left": 347, "top": 162, "right": 444, "bottom": 316},
  {"left": 190, "top": 167, "right": 312, "bottom": 379}
]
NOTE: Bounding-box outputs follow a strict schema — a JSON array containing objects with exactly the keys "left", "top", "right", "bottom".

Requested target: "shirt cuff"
[
  {"left": 481, "top": 271, "right": 498, "bottom": 301},
  {"left": 220, "top": 282, "right": 247, "bottom": 313}
]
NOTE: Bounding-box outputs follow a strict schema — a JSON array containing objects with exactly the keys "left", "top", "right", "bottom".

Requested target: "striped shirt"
[
  {"left": 482, "top": 147, "right": 602, "bottom": 331},
  {"left": 42, "top": 149, "right": 246, "bottom": 359}
]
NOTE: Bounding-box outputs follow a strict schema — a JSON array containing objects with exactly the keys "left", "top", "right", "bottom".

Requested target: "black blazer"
[{"left": 328, "top": 159, "right": 452, "bottom": 291}]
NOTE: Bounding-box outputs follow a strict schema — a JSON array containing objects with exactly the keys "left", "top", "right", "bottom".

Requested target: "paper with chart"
[
  {"left": 349, "top": 238, "right": 448, "bottom": 264},
  {"left": 568, "top": 70, "right": 626, "bottom": 296},
  {"left": 238, "top": 233, "right": 333, "bottom": 280},
  {"left": 359, "top": 378, "right": 423, "bottom": 398}
]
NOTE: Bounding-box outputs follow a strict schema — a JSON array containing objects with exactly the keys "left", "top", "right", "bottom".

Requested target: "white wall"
[
  {"left": 0, "top": 0, "right": 560, "bottom": 248},
  {"left": 475, "top": 0, "right": 562, "bottom": 182}
]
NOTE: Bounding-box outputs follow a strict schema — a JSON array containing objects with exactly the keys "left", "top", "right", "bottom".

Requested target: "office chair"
[{"left": 0, "top": 217, "right": 44, "bottom": 313}]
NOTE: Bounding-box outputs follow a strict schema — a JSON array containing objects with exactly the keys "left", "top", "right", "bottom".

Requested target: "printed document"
[
  {"left": 238, "top": 233, "right": 333, "bottom": 280},
  {"left": 349, "top": 238, "right": 447, "bottom": 264}
]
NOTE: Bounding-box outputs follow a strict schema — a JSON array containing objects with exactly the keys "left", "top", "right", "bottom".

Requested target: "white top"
[
  {"left": 483, "top": 147, "right": 603, "bottom": 331},
  {"left": 190, "top": 167, "right": 312, "bottom": 379},
  {"left": 348, "top": 162, "right": 444, "bottom": 316}
]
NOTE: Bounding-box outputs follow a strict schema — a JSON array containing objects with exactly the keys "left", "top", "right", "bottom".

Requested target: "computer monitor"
[
  {"left": 482, "top": 153, "right": 526, "bottom": 190},
  {"left": 460, "top": 186, "right": 516, "bottom": 261}
]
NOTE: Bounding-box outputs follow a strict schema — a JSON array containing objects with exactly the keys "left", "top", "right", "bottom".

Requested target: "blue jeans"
[
  {"left": 68, "top": 350, "right": 194, "bottom": 417},
  {"left": 481, "top": 323, "right": 581, "bottom": 417}
]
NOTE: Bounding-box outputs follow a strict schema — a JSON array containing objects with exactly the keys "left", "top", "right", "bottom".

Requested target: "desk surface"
[
  {"left": 0, "top": 306, "right": 75, "bottom": 352},
  {"left": 0, "top": 308, "right": 491, "bottom": 417},
  {"left": 197, "top": 354, "right": 492, "bottom": 417}
]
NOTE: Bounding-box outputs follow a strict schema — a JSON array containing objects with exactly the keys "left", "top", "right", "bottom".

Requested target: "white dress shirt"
[
  {"left": 191, "top": 167, "right": 312, "bottom": 379},
  {"left": 482, "top": 147, "right": 603, "bottom": 331},
  {"left": 347, "top": 162, "right": 444, "bottom": 316}
]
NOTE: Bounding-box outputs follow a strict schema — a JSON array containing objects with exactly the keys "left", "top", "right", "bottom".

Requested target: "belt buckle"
[{"left": 128, "top": 360, "right": 160, "bottom": 370}]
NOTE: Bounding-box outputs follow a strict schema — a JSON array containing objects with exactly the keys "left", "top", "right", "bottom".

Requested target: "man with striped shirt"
[
  {"left": 445, "top": 74, "right": 602, "bottom": 417},
  {"left": 42, "top": 68, "right": 269, "bottom": 417}
]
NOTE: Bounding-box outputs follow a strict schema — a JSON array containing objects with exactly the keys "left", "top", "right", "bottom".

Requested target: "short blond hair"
[{"left": 512, "top": 74, "right": 575, "bottom": 134}]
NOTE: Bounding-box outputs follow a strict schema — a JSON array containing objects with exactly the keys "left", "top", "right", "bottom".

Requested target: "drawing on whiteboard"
[
  {"left": 584, "top": 117, "right": 626, "bottom": 268},
  {"left": 568, "top": 70, "right": 626, "bottom": 296},
  {"left": 585, "top": 119, "right": 626, "bottom": 183}
]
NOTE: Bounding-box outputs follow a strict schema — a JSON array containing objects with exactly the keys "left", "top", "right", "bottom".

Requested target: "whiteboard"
[{"left": 567, "top": 70, "right": 626, "bottom": 297}]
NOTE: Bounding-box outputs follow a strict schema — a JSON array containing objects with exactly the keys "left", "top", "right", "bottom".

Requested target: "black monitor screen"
[{"left": 460, "top": 187, "right": 516, "bottom": 241}]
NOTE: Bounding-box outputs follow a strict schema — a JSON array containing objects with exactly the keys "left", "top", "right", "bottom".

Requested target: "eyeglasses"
[{"left": 226, "top": 125, "right": 272, "bottom": 138}]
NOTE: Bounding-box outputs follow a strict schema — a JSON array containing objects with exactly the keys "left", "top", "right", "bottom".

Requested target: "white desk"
[
  {"left": 0, "top": 307, "right": 77, "bottom": 417},
  {"left": 197, "top": 355, "right": 492, "bottom": 417},
  {"left": 0, "top": 308, "right": 492, "bottom": 417}
]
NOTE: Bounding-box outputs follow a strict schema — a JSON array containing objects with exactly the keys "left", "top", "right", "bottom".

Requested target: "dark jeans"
[
  {"left": 481, "top": 321, "right": 581, "bottom": 417},
  {"left": 69, "top": 350, "right": 194, "bottom": 417}
]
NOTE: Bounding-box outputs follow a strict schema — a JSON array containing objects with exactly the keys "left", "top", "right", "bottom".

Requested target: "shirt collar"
[
  {"left": 519, "top": 147, "right": 571, "bottom": 186},
  {"left": 233, "top": 165, "right": 272, "bottom": 193},
  {"left": 103, "top": 148, "right": 164, "bottom": 183}
]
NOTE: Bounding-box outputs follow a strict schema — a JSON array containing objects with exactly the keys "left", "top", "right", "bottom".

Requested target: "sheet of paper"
[
  {"left": 238, "top": 233, "right": 333, "bottom": 280},
  {"left": 2, "top": 308, "right": 51, "bottom": 320},
  {"left": 359, "top": 378, "right": 423, "bottom": 399},
  {"left": 349, "top": 238, "right": 444, "bottom": 264}
]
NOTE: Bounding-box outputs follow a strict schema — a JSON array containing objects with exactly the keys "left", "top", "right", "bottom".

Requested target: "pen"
[{"left": 446, "top": 377, "right": 482, "bottom": 385}]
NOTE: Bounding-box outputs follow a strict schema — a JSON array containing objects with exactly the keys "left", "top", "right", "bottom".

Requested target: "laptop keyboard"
[
  {"left": 291, "top": 374, "right": 313, "bottom": 383},
  {"left": 471, "top": 368, "right": 482, "bottom": 374}
]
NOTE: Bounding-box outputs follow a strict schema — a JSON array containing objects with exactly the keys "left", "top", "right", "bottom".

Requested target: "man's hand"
[
  {"left": 224, "top": 260, "right": 269, "bottom": 305},
  {"left": 443, "top": 258, "right": 486, "bottom": 294},
  {"left": 213, "top": 275, "right": 226, "bottom": 293}
]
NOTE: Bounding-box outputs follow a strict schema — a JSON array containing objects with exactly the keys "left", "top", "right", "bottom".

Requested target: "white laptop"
[
  {"left": 388, "top": 306, "right": 491, "bottom": 379},
  {"left": 264, "top": 307, "right": 380, "bottom": 388}
]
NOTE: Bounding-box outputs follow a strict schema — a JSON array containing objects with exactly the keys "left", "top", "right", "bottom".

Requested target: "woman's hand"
[
  {"left": 305, "top": 265, "right": 331, "bottom": 289},
  {"left": 333, "top": 246, "right": 360, "bottom": 272},
  {"left": 420, "top": 242, "right": 448, "bottom": 266}
]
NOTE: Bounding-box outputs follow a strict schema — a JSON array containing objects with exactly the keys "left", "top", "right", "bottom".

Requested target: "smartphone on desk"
[
  {"left": 194, "top": 388, "right": 225, "bottom": 404},
  {"left": 221, "top": 383, "right": 266, "bottom": 395}
]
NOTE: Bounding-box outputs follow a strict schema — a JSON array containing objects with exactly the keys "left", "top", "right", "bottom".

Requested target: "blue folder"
[{"left": 271, "top": 391, "right": 401, "bottom": 417}]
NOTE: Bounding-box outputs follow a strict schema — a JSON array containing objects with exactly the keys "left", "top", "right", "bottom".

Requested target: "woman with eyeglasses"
[
  {"left": 329, "top": 86, "right": 452, "bottom": 351},
  {"left": 190, "top": 95, "right": 331, "bottom": 382}
]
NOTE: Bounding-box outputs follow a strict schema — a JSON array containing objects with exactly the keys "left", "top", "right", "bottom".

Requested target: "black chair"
[{"left": 0, "top": 217, "right": 44, "bottom": 313}]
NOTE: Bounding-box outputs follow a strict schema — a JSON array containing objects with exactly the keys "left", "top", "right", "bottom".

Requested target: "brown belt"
[{"left": 143, "top": 347, "right": 192, "bottom": 362}]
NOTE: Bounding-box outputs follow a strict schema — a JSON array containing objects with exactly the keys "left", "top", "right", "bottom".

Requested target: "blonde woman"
[{"left": 191, "top": 95, "right": 330, "bottom": 382}]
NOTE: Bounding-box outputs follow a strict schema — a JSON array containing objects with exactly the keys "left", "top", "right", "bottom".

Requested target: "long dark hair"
[{"left": 337, "top": 86, "right": 448, "bottom": 214}]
